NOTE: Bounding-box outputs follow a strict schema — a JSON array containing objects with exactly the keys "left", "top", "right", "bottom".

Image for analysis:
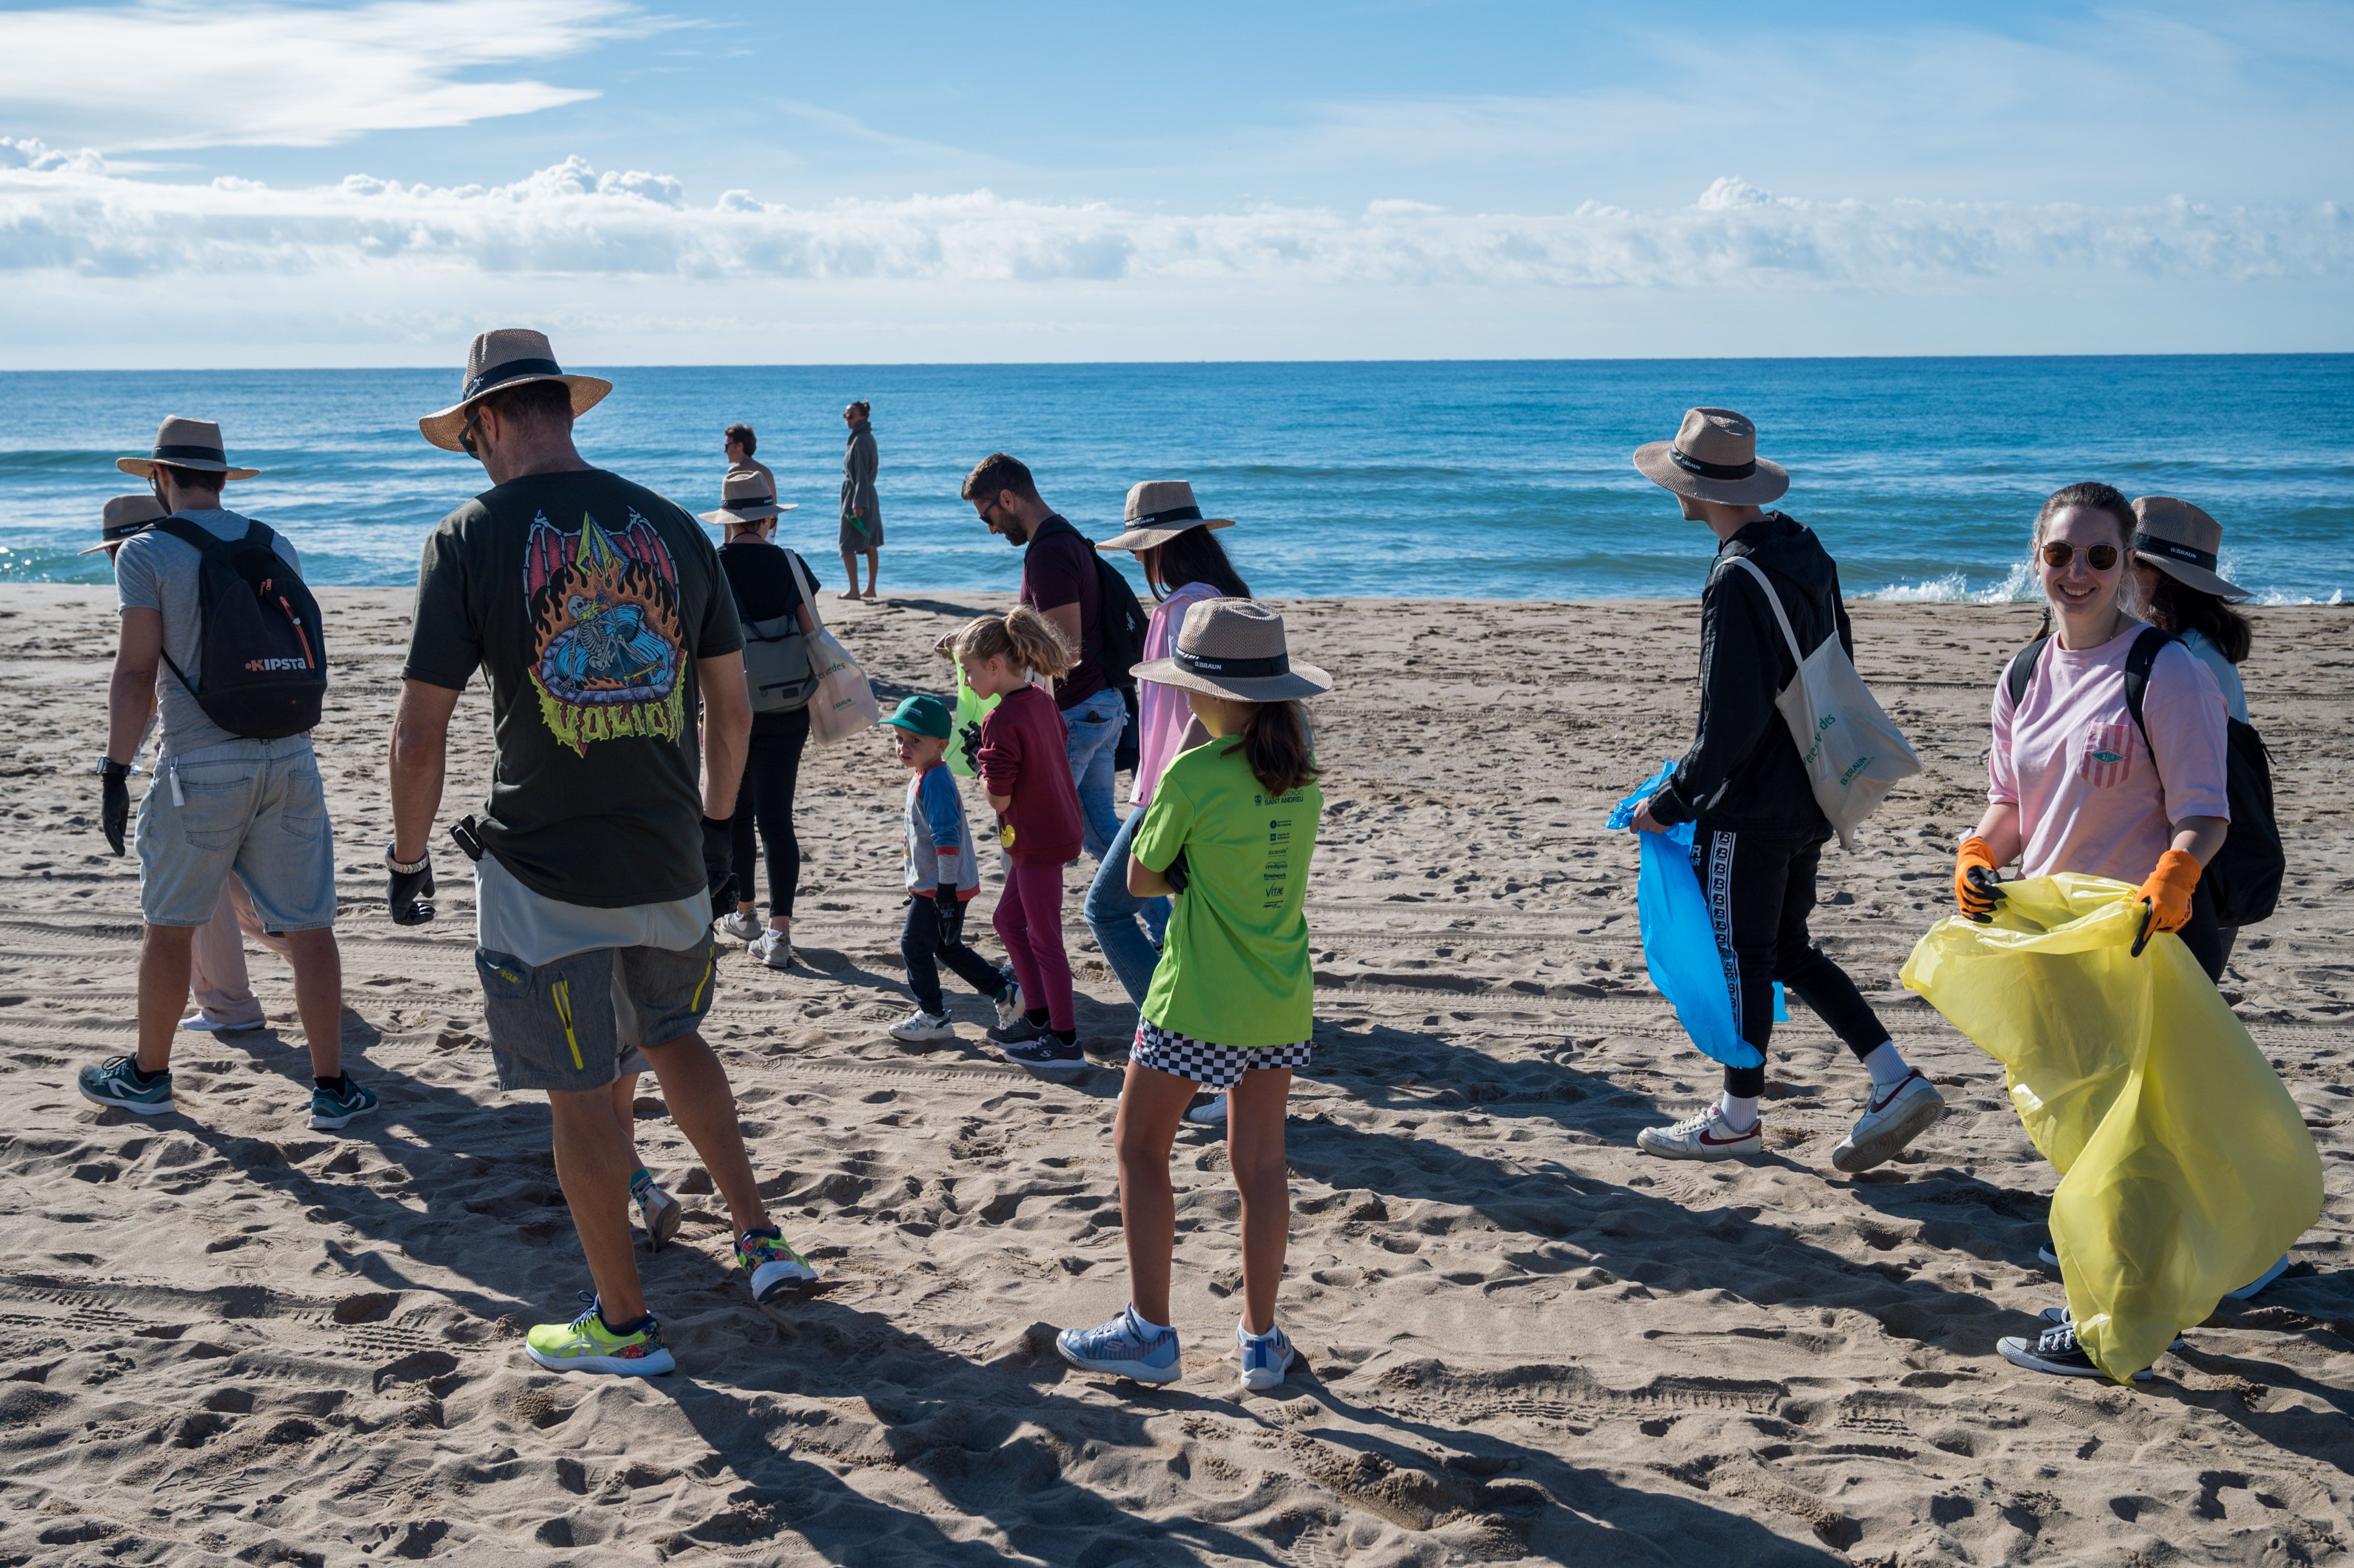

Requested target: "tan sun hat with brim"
[
  {"left": 1633, "top": 407, "right": 1790, "bottom": 507},
  {"left": 417, "top": 328, "right": 612, "bottom": 453},
  {"left": 700, "top": 466, "right": 799, "bottom": 526},
  {"left": 2131, "top": 495, "right": 2249, "bottom": 603},
  {"left": 1128, "top": 599, "right": 1332, "bottom": 703},
  {"left": 1097, "top": 479, "right": 1236, "bottom": 553},
  {"left": 115, "top": 416, "right": 259, "bottom": 482},
  {"left": 79, "top": 493, "right": 168, "bottom": 555}
]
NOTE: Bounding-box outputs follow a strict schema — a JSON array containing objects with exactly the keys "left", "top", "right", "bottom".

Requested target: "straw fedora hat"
[
  {"left": 1633, "top": 407, "right": 1789, "bottom": 507},
  {"left": 418, "top": 329, "right": 612, "bottom": 452},
  {"left": 115, "top": 416, "right": 259, "bottom": 481},
  {"left": 2131, "top": 496, "right": 2248, "bottom": 602},
  {"left": 79, "top": 493, "right": 167, "bottom": 555},
  {"left": 1129, "top": 599, "right": 1332, "bottom": 702},
  {"left": 700, "top": 467, "right": 798, "bottom": 526},
  {"left": 1097, "top": 479, "right": 1235, "bottom": 553}
]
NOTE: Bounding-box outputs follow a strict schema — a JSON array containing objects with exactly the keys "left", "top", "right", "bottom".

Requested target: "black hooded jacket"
[{"left": 1647, "top": 512, "right": 1853, "bottom": 841}]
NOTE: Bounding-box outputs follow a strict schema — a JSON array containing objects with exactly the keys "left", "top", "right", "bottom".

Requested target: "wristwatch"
[
  {"left": 385, "top": 844, "right": 431, "bottom": 876},
  {"left": 95, "top": 755, "right": 129, "bottom": 778}
]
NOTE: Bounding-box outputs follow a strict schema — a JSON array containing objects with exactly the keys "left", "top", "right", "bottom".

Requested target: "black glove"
[
  {"left": 932, "top": 891, "right": 967, "bottom": 949},
  {"left": 386, "top": 848, "right": 436, "bottom": 926},
  {"left": 1163, "top": 848, "right": 1190, "bottom": 894},
  {"left": 100, "top": 760, "right": 130, "bottom": 856},
  {"left": 701, "top": 817, "right": 739, "bottom": 917},
  {"left": 956, "top": 719, "right": 982, "bottom": 774}
]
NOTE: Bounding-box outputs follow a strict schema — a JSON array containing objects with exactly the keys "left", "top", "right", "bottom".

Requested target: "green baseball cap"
[{"left": 882, "top": 694, "right": 953, "bottom": 740}]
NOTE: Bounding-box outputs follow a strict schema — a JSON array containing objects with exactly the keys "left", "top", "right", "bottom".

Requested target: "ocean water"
[{"left": 2, "top": 357, "right": 2347, "bottom": 603}]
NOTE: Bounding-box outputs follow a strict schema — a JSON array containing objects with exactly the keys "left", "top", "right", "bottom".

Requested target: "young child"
[
  {"left": 880, "top": 694, "right": 1021, "bottom": 1041},
  {"left": 1054, "top": 600, "right": 1330, "bottom": 1393},
  {"left": 956, "top": 609, "right": 1086, "bottom": 1070}
]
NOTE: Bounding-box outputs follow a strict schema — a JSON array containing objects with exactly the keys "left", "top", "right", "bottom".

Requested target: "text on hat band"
[
  {"left": 2134, "top": 531, "right": 2218, "bottom": 571},
  {"left": 1174, "top": 646, "right": 1290, "bottom": 678},
  {"left": 1133, "top": 504, "right": 1204, "bottom": 527},
  {"left": 1669, "top": 446, "right": 1759, "bottom": 482}
]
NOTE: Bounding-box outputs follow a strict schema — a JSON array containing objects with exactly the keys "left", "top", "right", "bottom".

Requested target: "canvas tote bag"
[
  {"left": 1723, "top": 556, "right": 1921, "bottom": 847},
  {"left": 787, "top": 555, "right": 881, "bottom": 747}
]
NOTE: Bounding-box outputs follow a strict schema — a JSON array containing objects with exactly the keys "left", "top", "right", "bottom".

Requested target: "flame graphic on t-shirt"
[{"left": 524, "top": 508, "right": 685, "bottom": 755}]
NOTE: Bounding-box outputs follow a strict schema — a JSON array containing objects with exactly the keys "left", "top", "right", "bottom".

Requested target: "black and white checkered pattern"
[{"left": 1132, "top": 1021, "right": 1312, "bottom": 1087}]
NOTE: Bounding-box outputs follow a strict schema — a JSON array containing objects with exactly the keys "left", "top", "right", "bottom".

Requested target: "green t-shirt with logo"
[{"left": 1132, "top": 741, "right": 1322, "bottom": 1048}]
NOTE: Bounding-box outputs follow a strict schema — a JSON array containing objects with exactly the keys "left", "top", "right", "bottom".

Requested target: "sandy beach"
[{"left": 2, "top": 583, "right": 2349, "bottom": 1567}]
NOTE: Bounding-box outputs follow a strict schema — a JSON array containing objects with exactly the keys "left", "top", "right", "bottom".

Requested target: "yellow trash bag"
[{"left": 1900, "top": 873, "right": 2320, "bottom": 1383}]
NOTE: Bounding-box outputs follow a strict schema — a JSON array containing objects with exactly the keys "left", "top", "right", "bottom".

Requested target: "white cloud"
[{"left": 0, "top": 0, "right": 639, "bottom": 149}]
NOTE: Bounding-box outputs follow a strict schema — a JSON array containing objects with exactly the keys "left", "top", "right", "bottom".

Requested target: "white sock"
[
  {"left": 1717, "top": 1091, "right": 1759, "bottom": 1133},
  {"left": 1861, "top": 1041, "right": 1912, "bottom": 1087},
  {"left": 1127, "top": 1303, "right": 1171, "bottom": 1335}
]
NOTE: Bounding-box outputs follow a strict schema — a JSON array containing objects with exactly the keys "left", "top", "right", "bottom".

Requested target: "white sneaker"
[
  {"left": 1237, "top": 1320, "right": 1294, "bottom": 1391},
  {"left": 748, "top": 928, "right": 793, "bottom": 970},
  {"left": 890, "top": 1009, "right": 954, "bottom": 1042},
  {"left": 1831, "top": 1069, "right": 1946, "bottom": 1173},
  {"left": 716, "top": 909, "right": 761, "bottom": 944},
  {"left": 992, "top": 979, "right": 1023, "bottom": 1030},
  {"left": 1636, "top": 1106, "right": 1762, "bottom": 1161},
  {"left": 1185, "top": 1093, "right": 1229, "bottom": 1127}
]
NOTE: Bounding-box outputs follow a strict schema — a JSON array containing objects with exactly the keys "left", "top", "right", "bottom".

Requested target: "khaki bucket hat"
[
  {"left": 700, "top": 466, "right": 798, "bottom": 526},
  {"left": 1097, "top": 479, "right": 1236, "bottom": 553},
  {"left": 2131, "top": 496, "right": 2248, "bottom": 602},
  {"left": 79, "top": 493, "right": 167, "bottom": 555},
  {"left": 1633, "top": 407, "right": 1789, "bottom": 507},
  {"left": 1129, "top": 599, "right": 1332, "bottom": 702},
  {"left": 418, "top": 328, "right": 612, "bottom": 452},
  {"left": 115, "top": 416, "right": 259, "bottom": 481}
]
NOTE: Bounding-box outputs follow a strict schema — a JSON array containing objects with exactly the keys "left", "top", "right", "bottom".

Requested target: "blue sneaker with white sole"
[
  {"left": 1057, "top": 1305, "right": 1181, "bottom": 1384},
  {"left": 78, "top": 1056, "right": 174, "bottom": 1116},
  {"left": 310, "top": 1076, "right": 378, "bottom": 1131},
  {"left": 1237, "top": 1320, "right": 1294, "bottom": 1391}
]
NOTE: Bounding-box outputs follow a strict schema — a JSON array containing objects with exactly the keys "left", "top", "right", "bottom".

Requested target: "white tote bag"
[
  {"left": 1723, "top": 556, "right": 1921, "bottom": 848},
  {"left": 783, "top": 554, "right": 881, "bottom": 748}
]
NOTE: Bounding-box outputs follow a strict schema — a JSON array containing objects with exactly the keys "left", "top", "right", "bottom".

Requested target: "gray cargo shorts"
[{"left": 474, "top": 934, "right": 721, "bottom": 1095}]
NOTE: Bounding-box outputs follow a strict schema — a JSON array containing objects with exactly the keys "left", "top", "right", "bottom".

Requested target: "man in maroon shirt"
[{"left": 961, "top": 453, "right": 1126, "bottom": 859}]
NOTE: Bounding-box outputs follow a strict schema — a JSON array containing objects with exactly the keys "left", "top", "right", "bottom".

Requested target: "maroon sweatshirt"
[{"left": 976, "top": 684, "right": 1083, "bottom": 866}]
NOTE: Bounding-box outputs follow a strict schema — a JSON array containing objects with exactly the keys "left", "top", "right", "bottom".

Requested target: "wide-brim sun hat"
[
  {"left": 2131, "top": 495, "right": 2249, "bottom": 602},
  {"left": 701, "top": 466, "right": 798, "bottom": 525},
  {"left": 79, "top": 493, "right": 168, "bottom": 554},
  {"left": 418, "top": 328, "right": 613, "bottom": 452},
  {"left": 115, "top": 416, "right": 259, "bottom": 481},
  {"left": 1097, "top": 478, "right": 1236, "bottom": 553},
  {"left": 1632, "top": 406, "right": 1789, "bottom": 507},
  {"left": 1129, "top": 598, "right": 1332, "bottom": 702}
]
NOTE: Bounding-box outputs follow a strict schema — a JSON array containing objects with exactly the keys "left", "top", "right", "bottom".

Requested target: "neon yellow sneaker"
[
  {"left": 524, "top": 1297, "right": 675, "bottom": 1377},
  {"left": 736, "top": 1226, "right": 818, "bottom": 1304}
]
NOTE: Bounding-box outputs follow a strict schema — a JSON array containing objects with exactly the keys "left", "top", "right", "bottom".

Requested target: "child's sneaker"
[
  {"left": 1237, "top": 1319, "right": 1295, "bottom": 1391},
  {"left": 716, "top": 909, "right": 761, "bottom": 944},
  {"left": 736, "top": 1226, "right": 818, "bottom": 1303},
  {"left": 309, "top": 1076, "right": 379, "bottom": 1131},
  {"left": 997, "top": 1029, "right": 1085, "bottom": 1073},
  {"left": 748, "top": 928, "right": 793, "bottom": 970},
  {"left": 77, "top": 1056, "right": 174, "bottom": 1116},
  {"left": 525, "top": 1296, "right": 675, "bottom": 1377},
  {"left": 992, "top": 979, "right": 1023, "bottom": 1030},
  {"left": 1057, "top": 1304, "right": 1181, "bottom": 1383},
  {"left": 632, "top": 1174, "right": 682, "bottom": 1251},
  {"left": 890, "top": 1009, "right": 954, "bottom": 1042}
]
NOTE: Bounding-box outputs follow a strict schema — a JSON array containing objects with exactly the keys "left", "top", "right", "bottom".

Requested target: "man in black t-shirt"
[
  {"left": 960, "top": 452, "right": 1126, "bottom": 859},
  {"left": 387, "top": 329, "right": 819, "bottom": 1378}
]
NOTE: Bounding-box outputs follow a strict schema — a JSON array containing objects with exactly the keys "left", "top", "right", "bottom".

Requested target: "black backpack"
[
  {"left": 2006, "top": 629, "right": 2283, "bottom": 926},
  {"left": 150, "top": 517, "right": 328, "bottom": 740},
  {"left": 1033, "top": 517, "right": 1153, "bottom": 769}
]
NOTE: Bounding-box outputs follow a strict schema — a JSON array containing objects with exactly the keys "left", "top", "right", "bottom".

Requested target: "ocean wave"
[{"left": 1862, "top": 563, "right": 2040, "bottom": 603}]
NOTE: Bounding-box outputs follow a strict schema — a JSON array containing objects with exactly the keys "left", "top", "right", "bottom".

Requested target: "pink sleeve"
[
  {"left": 2143, "top": 644, "right": 2230, "bottom": 825},
  {"left": 1986, "top": 678, "right": 2018, "bottom": 806}
]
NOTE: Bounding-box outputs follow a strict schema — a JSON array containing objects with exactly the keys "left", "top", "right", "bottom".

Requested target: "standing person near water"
[
  {"left": 724, "top": 424, "right": 776, "bottom": 503},
  {"left": 1055, "top": 602, "right": 1329, "bottom": 1392},
  {"left": 1626, "top": 407, "right": 1944, "bottom": 1171},
  {"left": 838, "top": 401, "right": 882, "bottom": 600},
  {"left": 390, "top": 330, "right": 816, "bottom": 1377}
]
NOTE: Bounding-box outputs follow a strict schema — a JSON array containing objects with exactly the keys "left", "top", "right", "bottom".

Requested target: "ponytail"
[
  {"left": 953, "top": 605, "right": 1077, "bottom": 680},
  {"left": 1222, "top": 699, "right": 1318, "bottom": 797}
]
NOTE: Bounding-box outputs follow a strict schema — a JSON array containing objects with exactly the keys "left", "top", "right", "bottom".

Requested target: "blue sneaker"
[
  {"left": 310, "top": 1076, "right": 379, "bottom": 1131},
  {"left": 77, "top": 1056, "right": 174, "bottom": 1116},
  {"left": 1057, "top": 1305, "right": 1181, "bottom": 1384},
  {"left": 996, "top": 1029, "right": 1085, "bottom": 1074},
  {"left": 1237, "top": 1320, "right": 1295, "bottom": 1391}
]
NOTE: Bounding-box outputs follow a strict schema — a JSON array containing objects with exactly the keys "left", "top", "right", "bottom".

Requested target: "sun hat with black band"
[
  {"left": 1097, "top": 478, "right": 1236, "bottom": 553},
  {"left": 1632, "top": 406, "right": 1790, "bottom": 508},
  {"left": 2130, "top": 495, "right": 2249, "bottom": 602},
  {"left": 79, "top": 493, "right": 168, "bottom": 555},
  {"left": 700, "top": 466, "right": 799, "bottom": 527},
  {"left": 1128, "top": 598, "right": 1332, "bottom": 703},
  {"left": 115, "top": 416, "right": 259, "bottom": 481},
  {"left": 417, "top": 328, "right": 613, "bottom": 453}
]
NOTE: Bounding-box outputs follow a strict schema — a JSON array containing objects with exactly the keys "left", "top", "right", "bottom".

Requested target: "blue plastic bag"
[{"left": 1610, "top": 761, "right": 1770, "bottom": 1068}]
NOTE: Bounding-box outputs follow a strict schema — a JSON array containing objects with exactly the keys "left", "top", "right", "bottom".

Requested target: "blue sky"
[{"left": 1, "top": 0, "right": 2348, "bottom": 365}]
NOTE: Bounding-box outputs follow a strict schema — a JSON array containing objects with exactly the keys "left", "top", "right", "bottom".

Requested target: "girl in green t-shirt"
[{"left": 1052, "top": 600, "right": 1331, "bottom": 1393}]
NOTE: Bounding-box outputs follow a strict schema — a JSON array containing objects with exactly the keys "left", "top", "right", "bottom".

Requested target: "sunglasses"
[
  {"left": 459, "top": 407, "right": 485, "bottom": 461},
  {"left": 2039, "top": 541, "right": 2118, "bottom": 571}
]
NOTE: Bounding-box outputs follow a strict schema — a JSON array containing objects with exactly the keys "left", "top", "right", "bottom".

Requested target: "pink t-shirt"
[
  {"left": 1130, "top": 581, "right": 1224, "bottom": 808},
  {"left": 1987, "top": 622, "right": 2230, "bottom": 883}
]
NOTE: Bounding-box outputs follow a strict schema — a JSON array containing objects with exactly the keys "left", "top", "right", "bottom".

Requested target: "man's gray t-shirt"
[{"left": 113, "top": 508, "right": 303, "bottom": 760}]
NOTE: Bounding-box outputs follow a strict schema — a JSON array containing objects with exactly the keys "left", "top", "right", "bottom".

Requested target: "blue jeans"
[
  {"left": 1085, "top": 806, "right": 1170, "bottom": 1007},
  {"left": 1061, "top": 687, "right": 1127, "bottom": 861}
]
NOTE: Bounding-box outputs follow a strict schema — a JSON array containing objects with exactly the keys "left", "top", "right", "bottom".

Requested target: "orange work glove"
[
  {"left": 2135, "top": 848, "right": 2203, "bottom": 936},
  {"left": 1954, "top": 837, "right": 2004, "bottom": 922}
]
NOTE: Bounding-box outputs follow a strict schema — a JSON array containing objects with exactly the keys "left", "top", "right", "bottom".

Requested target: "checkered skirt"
[{"left": 1132, "top": 1021, "right": 1313, "bottom": 1087}]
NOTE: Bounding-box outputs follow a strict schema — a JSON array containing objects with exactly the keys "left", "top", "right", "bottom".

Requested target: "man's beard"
[{"left": 1004, "top": 522, "right": 1030, "bottom": 546}]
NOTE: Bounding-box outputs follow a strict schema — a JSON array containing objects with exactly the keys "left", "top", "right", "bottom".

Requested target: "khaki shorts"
[{"left": 474, "top": 934, "right": 720, "bottom": 1094}]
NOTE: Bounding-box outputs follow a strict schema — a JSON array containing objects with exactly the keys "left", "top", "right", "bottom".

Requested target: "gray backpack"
[{"left": 739, "top": 552, "right": 819, "bottom": 713}]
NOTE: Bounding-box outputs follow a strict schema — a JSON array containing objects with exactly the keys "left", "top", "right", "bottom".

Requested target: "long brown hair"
[
  {"left": 2030, "top": 480, "right": 2136, "bottom": 638},
  {"left": 1222, "top": 699, "right": 1318, "bottom": 797},
  {"left": 2140, "top": 569, "right": 2254, "bottom": 664},
  {"left": 1143, "top": 527, "right": 1251, "bottom": 602},
  {"left": 953, "top": 606, "right": 1076, "bottom": 679}
]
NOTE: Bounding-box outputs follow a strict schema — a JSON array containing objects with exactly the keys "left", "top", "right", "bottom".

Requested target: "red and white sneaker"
[
  {"left": 1831, "top": 1069, "right": 1946, "bottom": 1173},
  {"left": 1637, "top": 1106, "right": 1762, "bottom": 1161}
]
